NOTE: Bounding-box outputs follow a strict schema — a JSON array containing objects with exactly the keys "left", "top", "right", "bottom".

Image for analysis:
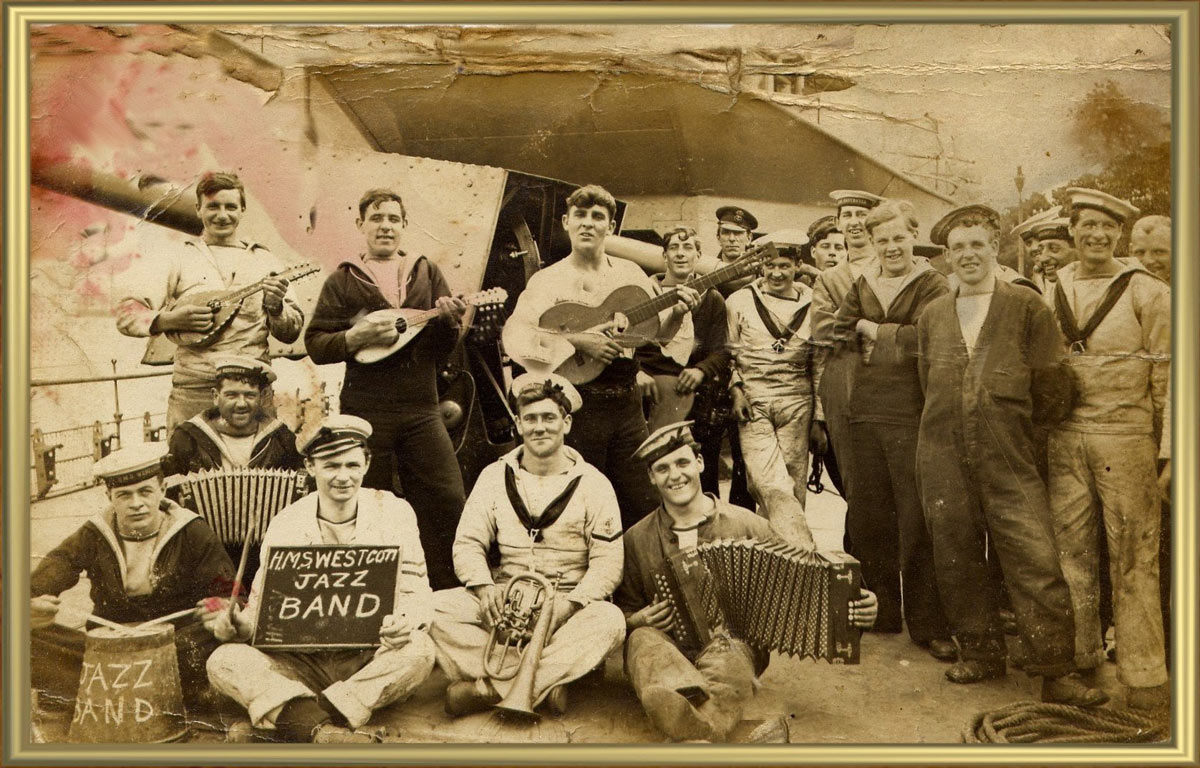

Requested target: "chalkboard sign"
[{"left": 252, "top": 545, "right": 400, "bottom": 649}]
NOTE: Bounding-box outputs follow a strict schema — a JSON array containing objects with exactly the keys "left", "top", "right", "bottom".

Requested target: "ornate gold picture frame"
[{"left": 3, "top": 2, "right": 1196, "bottom": 765}]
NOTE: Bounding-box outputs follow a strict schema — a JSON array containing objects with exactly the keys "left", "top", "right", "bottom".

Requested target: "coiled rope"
[{"left": 961, "top": 701, "right": 1169, "bottom": 744}]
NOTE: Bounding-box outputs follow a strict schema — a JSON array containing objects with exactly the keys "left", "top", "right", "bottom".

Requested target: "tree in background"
[
  {"left": 997, "top": 80, "right": 1170, "bottom": 270},
  {"left": 1059, "top": 80, "right": 1171, "bottom": 256}
]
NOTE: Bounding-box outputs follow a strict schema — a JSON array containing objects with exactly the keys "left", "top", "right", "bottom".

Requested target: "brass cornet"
[{"left": 482, "top": 570, "right": 560, "bottom": 717}]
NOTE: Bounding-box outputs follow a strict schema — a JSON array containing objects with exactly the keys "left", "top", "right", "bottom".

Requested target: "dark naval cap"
[
  {"left": 806, "top": 214, "right": 840, "bottom": 244},
  {"left": 213, "top": 355, "right": 277, "bottom": 385},
  {"left": 297, "top": 415, "right": 373, "bottom": 459},
  {"left": 632, "top": 421, "right": 699, "bottom": 466},
  {"left": 930, "top": 204, "right": 1002, "bottom": 247},
  {"left": 715, "top": 206, "right": 758, "bottom": 233}
]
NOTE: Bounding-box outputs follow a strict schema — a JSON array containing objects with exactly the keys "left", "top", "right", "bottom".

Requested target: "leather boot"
[
  {"left": 1042, "top": 673, "right": 1109, "bottom": 708},
  {"left": 641, "top": 685, "right": 717, "bottom": 742},
  {"left": 445, "top": 679, "right": 501, "bottom": 717}
]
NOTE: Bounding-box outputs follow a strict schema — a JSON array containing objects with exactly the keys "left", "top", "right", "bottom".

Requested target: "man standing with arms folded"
[
  {"left": 430, "top": 373, "right": 625, "bottom": 717},
  {"left": 200, "top": 415, "right": 436, "bottom": 743},
  {"left": 810, "top": 190, "right": 883, "bottom": 502},
  {"left": 1048, "top": 189, "right": 1171, "bottom": 712},
  {"left": 917, "top": 204, "right": 1106, "bottom": 705},
  {"left": 831, "top": 199, "right": 953, "bottom": 658},
  {"left": 502, "top": 185, "right": 698, "bottom": 529},
  {"left": 304, "top": 188, "right": 467, "bottom": 590},
  {"left": 117, "top": 172, "right": 303, "bottom": 434}
]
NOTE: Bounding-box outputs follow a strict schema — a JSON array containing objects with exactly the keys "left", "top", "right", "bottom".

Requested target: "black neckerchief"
[
  {"left": 503, "top": 462, "right": 582, "bottom": 542},
  {"left": 750, "top": 287, "right": 810, "bottom": 353},
  {"left": 1054, "top": 270, "right": 1136, "bottom": 354}
]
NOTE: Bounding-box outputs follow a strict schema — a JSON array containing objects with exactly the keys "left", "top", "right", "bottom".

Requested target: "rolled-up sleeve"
[
  {"left": 502, "top": 271, "right": 575, "bottom": 371},
  {"left": 266, "top": 291, "right": 304, "bottom": 344},
  {"left": 115, "top": 248, "right": 180, "bottom": 338}
]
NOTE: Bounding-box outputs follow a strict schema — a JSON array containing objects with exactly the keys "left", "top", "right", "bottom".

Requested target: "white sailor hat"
[
  {"left": 93, "top": 442, "right": 168, "bottom": 489},
  {"left": 631, "top": 421, "right": 699, "bottom": 466},
  {"left": 829, "top": 189, "right": 884, "bottom": 212},
  {"left": 1064, "top": 187, "right": 1140, "bottom": 225},
  {"left": 213, "top": 355, "right": 277, "bottom": 385},
  {"left": 1011, "top": 207, "right": 1060, "bottom": 242},
  {"left": 509, "top": 371, "right": 583, "bottom": 414},
  {"left": 296, "top": 415, "right": 373, "bottom": 459},
  {"left": 1031, "top": 218, "right": 1072, "bottom": 242}
]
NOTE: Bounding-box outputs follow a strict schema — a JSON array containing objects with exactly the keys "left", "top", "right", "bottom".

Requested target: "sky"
[{"left": 794, "top": 24, "right": 1173, "bottom": 202}]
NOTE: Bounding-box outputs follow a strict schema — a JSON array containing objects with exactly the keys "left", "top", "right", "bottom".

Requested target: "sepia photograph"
[{"left": 2, "top": 2, "right": 1196, "bottom": 765}]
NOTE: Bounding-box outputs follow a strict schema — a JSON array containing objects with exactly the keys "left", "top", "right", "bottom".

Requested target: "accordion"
[
  {"left": 169, "top": 468, "right": 309, "bottom": 548},
  {"left": 652, "top": 539, "right": 862, "bottom": 664}
]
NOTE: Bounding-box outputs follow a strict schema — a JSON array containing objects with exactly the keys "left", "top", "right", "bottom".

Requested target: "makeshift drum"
[{"left": 67, "top": 625, "right": 187, "bottom": 743}]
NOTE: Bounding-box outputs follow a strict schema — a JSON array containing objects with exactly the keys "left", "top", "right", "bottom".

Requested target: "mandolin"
[
  {"left": 353, "top": 287, "right": 509, "bottom": 364},
  {"left": 539, "top": 243, "right": 776, "bottom": 384},
  {"left": 164, "top": 263, "right": 321, "bottom": 348}
]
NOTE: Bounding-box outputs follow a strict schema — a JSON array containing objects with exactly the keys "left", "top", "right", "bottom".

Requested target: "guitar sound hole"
[{"left": 395, "top": 319, "right": 408, "bottom": 333}]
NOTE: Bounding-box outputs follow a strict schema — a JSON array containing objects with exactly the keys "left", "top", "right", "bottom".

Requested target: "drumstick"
[
  {"left": 135, "top": 608, "right": 195, "bottom": 629},
  {"left": 86, "top": 614, "right": 138, "bottom": 635},
  {"left": 228, "top": 532, "right": 254, "bottom": 617}
]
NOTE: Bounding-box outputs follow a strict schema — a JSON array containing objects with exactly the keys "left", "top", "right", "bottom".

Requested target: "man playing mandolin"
[
  {"left": 502, "top": 184, "right": 700, "bottom": 529},
  {"left": 116, "top": 172, "right": 304, "bottom": 434},
  {"left": 304, "top": 188, "right": 468, "bottom": 591}
]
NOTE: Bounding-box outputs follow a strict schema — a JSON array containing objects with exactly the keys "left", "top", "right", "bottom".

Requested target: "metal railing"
[{"left": 30, "top": 360, "right": 171, "bottom": 500}]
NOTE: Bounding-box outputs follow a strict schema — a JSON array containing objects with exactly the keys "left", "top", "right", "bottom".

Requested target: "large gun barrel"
[{"left": 31, "top": 160, "right": 202, "bottom": 236}]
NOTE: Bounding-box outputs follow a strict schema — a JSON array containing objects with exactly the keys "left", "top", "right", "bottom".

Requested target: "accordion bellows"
[
  {"left": 169, "top": 468, "right": 309, "bottom": 547},
  {"left": 654, "top": 539, "right": 862, "bottom": 664}
]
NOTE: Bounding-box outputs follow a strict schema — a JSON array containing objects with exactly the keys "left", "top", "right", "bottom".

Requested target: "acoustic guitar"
[
  {"left": 353, "top": 287, "right": 509, "bottom": 364},
  {"left": 164, "top": 263, "right": 321, "bottom": 348},
  {"left": 539, "top": 243, "right": 776, "bottom": 384}
]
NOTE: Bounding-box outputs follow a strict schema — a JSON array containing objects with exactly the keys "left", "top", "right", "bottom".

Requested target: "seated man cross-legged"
[
  {"left": 198, "top": 415, "right": 436, "bottom": 743},
  {"left": 430, "top": 373, "right": 626, "bottom": 717},
  {"left": 615, "top": 422, "right": 879, "bottom": 743},
  {"left": 31, "top": 443, "right": 235, "bottom": 711}
]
